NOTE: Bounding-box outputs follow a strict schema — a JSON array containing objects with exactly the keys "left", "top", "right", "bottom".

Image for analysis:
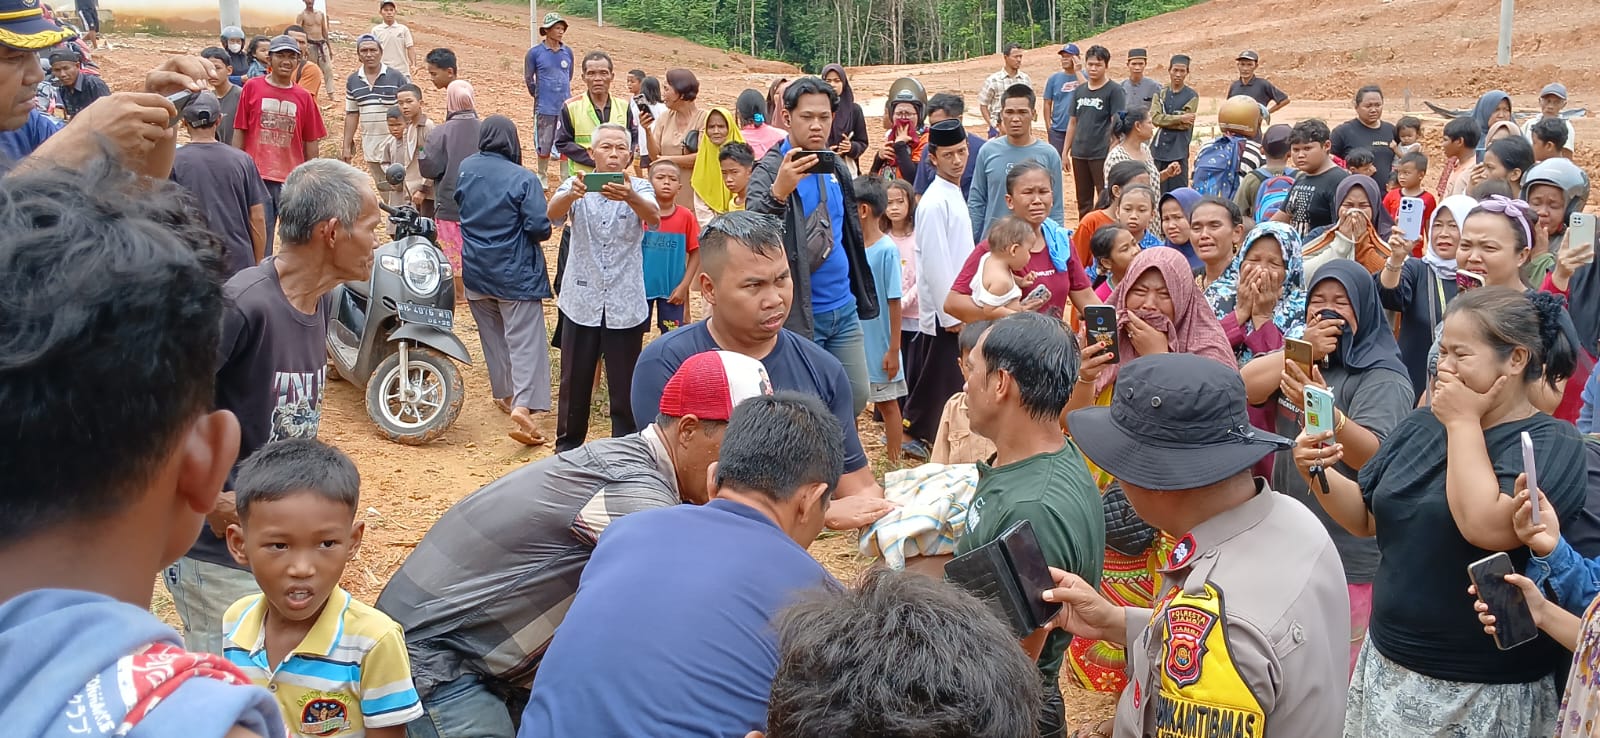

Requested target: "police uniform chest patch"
[{"left": 1162, "top": 604, "right": 1217, "bottom": 688}]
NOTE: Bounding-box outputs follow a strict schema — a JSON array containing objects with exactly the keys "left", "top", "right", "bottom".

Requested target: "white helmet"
[{"left": 1522, "top": 158, "right": 1590, "bottom": 220}]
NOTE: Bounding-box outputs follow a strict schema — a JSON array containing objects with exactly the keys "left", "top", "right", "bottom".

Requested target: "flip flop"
[
  {"left": 493, "top": 398, "right": 512, "bottom": 414},
  {"left": 509, "top": 428, "right": 547, "bottom": 446}
]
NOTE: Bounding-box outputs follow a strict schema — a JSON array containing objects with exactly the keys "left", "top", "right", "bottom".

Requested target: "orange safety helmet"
[{"left": 1218, "top": 95, "right": 1263, "bottom": 137}]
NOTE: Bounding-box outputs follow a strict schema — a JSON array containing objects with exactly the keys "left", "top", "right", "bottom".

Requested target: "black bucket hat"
[{"left": 1067, "top": 353, "right": 1290, "bottom": 491}]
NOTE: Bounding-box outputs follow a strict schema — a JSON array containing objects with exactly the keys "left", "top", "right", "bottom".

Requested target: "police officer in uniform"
[{"left": 1047, "top": 353, "right": 1349, "bottom": 738}]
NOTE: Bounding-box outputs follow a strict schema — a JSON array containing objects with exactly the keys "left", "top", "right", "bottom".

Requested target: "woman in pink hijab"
[
  {"left": 1057, "top": 245, "right": 1236, "bottom": 700},
  {"left": 419, "top": 79, "right": 481, "bottom": 300}
]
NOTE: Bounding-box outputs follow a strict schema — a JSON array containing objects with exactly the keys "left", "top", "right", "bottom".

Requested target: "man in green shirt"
[{"left": 957, "top": 311, "right": 1105, "bottom": 738}]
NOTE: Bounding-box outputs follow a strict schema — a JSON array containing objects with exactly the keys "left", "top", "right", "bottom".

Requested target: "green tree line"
[{"left": 554, "top": 0, "right": 1202, "bottom": 70}]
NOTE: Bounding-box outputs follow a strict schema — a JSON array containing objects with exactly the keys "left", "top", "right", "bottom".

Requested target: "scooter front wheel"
[{"left": 366, "top": 346, "right": 465, "bottom": 445}]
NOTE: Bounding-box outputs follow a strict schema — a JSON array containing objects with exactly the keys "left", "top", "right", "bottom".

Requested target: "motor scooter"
[{"left": 326, "top": 166, "right": 470, "bottom": 444}]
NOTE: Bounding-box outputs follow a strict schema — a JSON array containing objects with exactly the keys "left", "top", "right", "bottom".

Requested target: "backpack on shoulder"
[
  {"left": 1192, "top": 134, "right": 1247, "bottom": 200},
  {"left": 1253, "top": 167, "right": 1299, "bottom": 222}
]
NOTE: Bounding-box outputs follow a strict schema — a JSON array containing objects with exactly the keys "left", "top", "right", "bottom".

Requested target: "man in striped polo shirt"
[{"left": 343, "top": 34, "right": 407, "bottom": 190}]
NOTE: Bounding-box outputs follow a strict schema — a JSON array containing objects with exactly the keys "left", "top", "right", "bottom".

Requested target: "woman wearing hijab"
[
  {"left": 1472, "top": 90, "right": 1517, "bottom": 157},
  {"left": 1241, "top": 259, "right": 1416, "bottom": 674},
  {"left": 1210, "top": 221, "right": 1308, "bottom": 365},
  {"left": 1380, "top": 194, "right": 1474, "bottom": 395},
  {"left": 734, "top": 88, "right": 785, "bottom": 158},
  {"left": 454, "top": 115, "right": 554, "bottom": 445},
  {"left": 1060, "top": 246, "right": 1235, "bottom": 696},
  {"left": 1302, "top": 174, "right": 1393, "bottom": 275},
  {"left": 419, "top": 79, "right": 482, "bottom": 301},
  {"left": 821, "top": 64, "right": 869, "bottom": 173},
  {"left": 1296, "top": 287, "right": 1587, "bottom": 737},
  {"left": 1157, "top": 186, "right": 1202, "bottom": 268},
  {"left": 689, "top": 107, "right": 745, "bottom": 223}
]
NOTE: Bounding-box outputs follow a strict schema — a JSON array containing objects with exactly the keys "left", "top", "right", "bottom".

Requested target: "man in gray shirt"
[
  {"left": 376, "top": 350, "right": 772, "bottom": 737},
  {"left": 1120, "top": 48, "right": 1162, "bottom": 112}
]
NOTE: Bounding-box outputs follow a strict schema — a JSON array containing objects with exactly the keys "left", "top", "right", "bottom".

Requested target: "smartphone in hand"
[
  {"left": 794, "top": 149, "right": 837, "bottom": 173},
  {"left": 1397, "top": 196, "right": 1425, "bottom": 241},
  {"left": 1522, "top": 431, "right": 1541, "bottom": 527},
  {"left": 1569, "top": 213, "right": 1597, "bottom": 261},
  {"left": 1304, "top": 385, "right": 1335, "bottom": 436},
  {"left": 1083, "top": 305, "right": 1118, "bottom": 363},
  {"left": 1284, "top": 337, "right": 1314, "bottom": 375},
  {"left": 1467, "top": 552, "right": 1539, "bottom": 650}
]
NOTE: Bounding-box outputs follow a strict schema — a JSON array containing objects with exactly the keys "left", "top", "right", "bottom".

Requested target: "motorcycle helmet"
[
  {"left": 1522, "top": 157, "right": 1590, "bottom": 220},
  {"left": 1218, "top": 95, "right": 1262, "bottom": 137},
  {"left": 221, "top": 25, "right": 245, "bottom": 41}
]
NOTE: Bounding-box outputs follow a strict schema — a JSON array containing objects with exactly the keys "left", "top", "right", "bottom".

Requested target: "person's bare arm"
[
  {"left": 249, "top": 204, "right": 266, "bottom": 263},
  {"left": 1290, "top": 433, "right": 1378, "bottom": 536},
  {"left": 303, "top": 139, "right": 321, "bottom": 161},
  {"left": 342, "top": 111, "right": 358, "bottom": 161},
  {"left": 366, "top": 726, "right": 406, "bottom": 738},
  {"left": 619, "top": 181, "right": 660, "bottom": 227},
  {"left": 547, "top": 181, "right": 582, "bottom": 222}
]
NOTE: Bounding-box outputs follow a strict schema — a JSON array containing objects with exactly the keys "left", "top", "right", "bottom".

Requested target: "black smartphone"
[
  {"left": 633, "top": 94, "right": 649, "bottom": 116},
  {"left": 166, "top": 90, "right": 194, "bottom": 128},
  {"left": 1467, "top": 552, "right": 1539, "bottom": 650},
  {"left": 1083, "top": 305, "right": 1118, "bottom": 363},
  {"left": 795, "top": 149, "right": 837, "bottom": 173},
  {"left": 999, "top": 520, "right": 1063, "bottom": 630}
]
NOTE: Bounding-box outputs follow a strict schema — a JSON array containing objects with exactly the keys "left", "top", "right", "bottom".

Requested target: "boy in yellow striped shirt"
[{"left": 222, "top": 439, "right": 422, "bottom": 737}]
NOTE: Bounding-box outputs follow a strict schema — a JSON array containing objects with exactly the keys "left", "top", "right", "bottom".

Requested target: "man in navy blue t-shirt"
[
  {"left": 633, "top": 211, "right": 894, "bottom": 530},
  {"left": 519, "top": 392, "right": 842, "bottom": 737}
]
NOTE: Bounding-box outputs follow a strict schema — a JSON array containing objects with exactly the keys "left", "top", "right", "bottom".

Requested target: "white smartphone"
[
  {"left": 1521, "top": 431, "right": 1540, "bottom": 527},
  {"left": 1397, "top": 196, "right": 1425, "bottom": 241},
  {"left": 1569, "top": 213, "right": 1597, "bottom": 263}
]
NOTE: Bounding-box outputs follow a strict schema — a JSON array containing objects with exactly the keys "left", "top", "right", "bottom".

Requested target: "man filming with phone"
[
  {"left": 1047, "top": 353, "right": 1349, "bottom": 738},
  {"left": 547, "top": 122, "right": 659, "bottom": 452},
  {"left": 746, "top": 75, "right": 880, "bottom": 416}
]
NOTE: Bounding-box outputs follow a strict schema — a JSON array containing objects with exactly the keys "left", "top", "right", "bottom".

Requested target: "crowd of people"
[{"left": 5, "top": 1, "right": 1600, "bottom": 738}]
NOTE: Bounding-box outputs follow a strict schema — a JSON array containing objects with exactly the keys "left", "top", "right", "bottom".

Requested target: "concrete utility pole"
[
  {"left": 598, "top": 0, "right": 604, "bottom": 27},
  {"left": 1497, "top": 0, "right": 1513, "bottom": 66},
  {"left": 530, "top": 0, "right": 538, "bottom": 48},
  {"left": 985, "top": 0, "right": 998, "bottom": 54},
  {"left": 219, "top": 0, "right": 241, "bottom": 30}
]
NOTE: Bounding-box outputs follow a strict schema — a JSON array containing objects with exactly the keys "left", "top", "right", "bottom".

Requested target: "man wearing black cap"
[
  {"left": 1119, "top": 48, "right": 1160, "bottom": 111},
  {"left": 172, "top": 91, "right": 267, "bottom": 275},
  {"left": 1046, "top": 353, "right": 1348, "bottom": 737},
  {"left": 1229, "top": 50, "right": 1290, "bottom": 114},
  {"left": 47, "top": 48, "right": 109, "bottom": 120},
  {"left": 1150, "top": 54, "right": 1198, "bottom": 192}
]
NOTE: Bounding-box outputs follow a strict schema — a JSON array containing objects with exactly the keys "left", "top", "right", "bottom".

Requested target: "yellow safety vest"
[
  {"left": 1143, "top": 582, "right": 1266, "bottom": 738},
  {"left": 565, "top": 94, "right": 629, "bottom": 174}
]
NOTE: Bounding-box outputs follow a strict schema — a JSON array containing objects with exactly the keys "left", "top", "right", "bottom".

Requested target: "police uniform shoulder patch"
[
  {"left": 1168, "top": 533, "right": 1198, "bottom": 569},
  {"left": 1162, "top": 604, "right": 1217, "bottom": 688}
]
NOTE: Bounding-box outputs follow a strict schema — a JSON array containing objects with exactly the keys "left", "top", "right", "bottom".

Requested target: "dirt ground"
[{"left": 96, "top": 0, "right": 1596, "bottom": 726}]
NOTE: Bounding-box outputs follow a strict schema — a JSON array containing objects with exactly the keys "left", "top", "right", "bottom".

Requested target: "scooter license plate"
[{"left": 397, "top": 302, "right": 453, "bottom": 330}]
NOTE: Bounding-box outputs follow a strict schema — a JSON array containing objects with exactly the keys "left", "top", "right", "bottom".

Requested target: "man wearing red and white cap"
[{"left": 376, "top": 350, "right": 771, "bottom": 736}]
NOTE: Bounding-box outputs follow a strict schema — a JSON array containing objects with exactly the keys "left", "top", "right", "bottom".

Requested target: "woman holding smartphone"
[
  {"left": 1056, "top": 245, "right": 1235, "bottom": 696},
  {"left": 1379, "top": 194, "right": 1475, "bottom": 396},
  {"left": 1239, "top": 258, "right": 1414, "bottom": 672},
  {"left": 1292, "top": 286, "right": 1588, "bottom": 737}
]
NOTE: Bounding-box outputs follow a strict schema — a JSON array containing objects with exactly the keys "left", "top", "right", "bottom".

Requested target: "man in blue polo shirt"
[
  {"left": 519, "top": 391, "right": 842, "bottom": 738},
  {"left": 523, "top": 12, "right": 573, "bottom": 182},
  {"left": 632, "top": 210, "right": 894, "bottom": 530}
]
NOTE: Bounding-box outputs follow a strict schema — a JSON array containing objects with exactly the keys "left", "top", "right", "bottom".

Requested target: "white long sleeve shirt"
[{"left": 915, "top": 176, "right": 976, "bottom": 335}]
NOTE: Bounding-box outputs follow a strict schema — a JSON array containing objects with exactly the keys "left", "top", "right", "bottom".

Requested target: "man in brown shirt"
[{"left": 1050, "top": 353, "right": 1350, "bottom": 738}]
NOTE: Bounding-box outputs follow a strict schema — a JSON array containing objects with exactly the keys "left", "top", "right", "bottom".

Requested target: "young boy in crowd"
[
  {"left": 1234, "top": 122, "right": 1294, "bottom": 218},
  {"left": 642, "top": 159, "right": 700, "bottom": 333},
  {"left": 223, "top": 439, "right": 423, "bottom": 738},
  {"left": 854, "top": 176, "right": 906, "bottom": 461},
  {"left": 378, "top": 107, "right": 409, "bottom": 208},
  {"left": 422, "top": 47, "right": 456, "bottom": 90},
  {"left": 1383, "top": 151, "right": 1436, "bottom": 256},
  {"left": 930, "top": 319, "right": 996, "bottom": 465},
  {"left": 718, "top": 141, "right": 755, "bottom": 210},
  {"left": 1439, "top": 116, "right": 1480, "bottom": 198},
  {"left": 1273, "top": 119, "right": 1349, "bottom": 236},
  {"left": 1344, "top": 147, "right": 1377, "bottom": 180},
  {"left": 1530, "top": 117, "right": 1570, "bottom": 163}
]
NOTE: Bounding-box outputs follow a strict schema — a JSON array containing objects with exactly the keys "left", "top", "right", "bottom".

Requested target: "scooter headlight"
[{"left": 401, "top": 244, "right": 442, "bottom": 296}]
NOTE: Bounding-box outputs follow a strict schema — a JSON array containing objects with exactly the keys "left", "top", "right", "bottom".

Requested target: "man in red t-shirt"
[{"left": 233, "top": 34, "right": 326, "bottom": 255}]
